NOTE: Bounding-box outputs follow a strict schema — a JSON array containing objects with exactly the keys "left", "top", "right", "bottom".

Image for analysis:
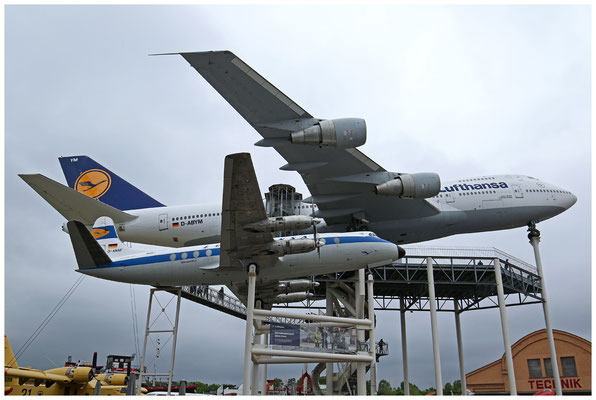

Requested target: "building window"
[
  {"left": 561, "top": 356, "right": 578, "bottom": 377},
  {"left": 528, "top": 358, "right": 542, "bottom": 378},
  {"left": 544, "top": 358, "right": 553, "bottom": 377}
]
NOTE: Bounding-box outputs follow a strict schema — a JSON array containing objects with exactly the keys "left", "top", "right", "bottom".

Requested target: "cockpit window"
[{"left": 368, "top": 232, "right": 377, "bottom": 237}]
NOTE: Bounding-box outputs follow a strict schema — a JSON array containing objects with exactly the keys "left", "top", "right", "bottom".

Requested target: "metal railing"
[
  {"left": 401, "top": 245, "right": 536, "bottom": 273},
  {"left": 180, "top": 285, "right": 246, "bottom": 317}
]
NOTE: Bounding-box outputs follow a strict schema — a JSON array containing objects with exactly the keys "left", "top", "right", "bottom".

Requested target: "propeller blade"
[
  {"left": 313, "top": 220, "right": 321, "bottom": 258},
  {"left": 92, "top": 352, "right": 98, "bottom": 375}
]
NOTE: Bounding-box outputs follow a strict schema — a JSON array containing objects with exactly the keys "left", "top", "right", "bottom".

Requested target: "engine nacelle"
[
  {"left": 375, "top": 173, "right": 441, "bottom": 199},
  {"left": 97, "top": 373, "right": 128, "bottom": 386},
  {"left": 273, "top": 292, "right": 314, "bottom": 304},
  {"left": 278, "top": 279, "right": 320, "bottom": 293},
  {"left": 244, "top": 215, "right": 316, "bottom": 233},
  {"left": 259, "top": 238, "right": 317, "bottom": 256},
  {"left": 291, "top": 118, "right": 366, "bottom": 148},
  {"left": 66, "top": 366, "right": 93, "bottom": 383}
]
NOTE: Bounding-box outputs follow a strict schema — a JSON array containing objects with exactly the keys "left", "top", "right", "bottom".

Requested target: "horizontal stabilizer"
[
  {"left": 20, "top": 174, "right": 136, "bottom": 225},
  {"left": 67, "top": 220, "right": 112, "bottom": 268}
]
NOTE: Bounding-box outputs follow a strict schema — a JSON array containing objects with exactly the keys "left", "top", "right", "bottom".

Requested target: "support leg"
[
  {"left": 367, "top": 274, "right": 377, "bottom": 395},
  {"left": 325, "top": 286, "right": 334, "bottom": 395},
  {"left": 261, "top": 334, "right": 268, "bottom": 395},
  {"left": 251, "top": 333, "right": 261, "bottom": 395},
  {"left": 167, "top": 289, "right": 182, "bottom": 395},
  {"left": 242, "top": 265, "right": 257, "bottom": 395},
  {"left": 400, "top": 297, "right": 410, "bottom": 395},
  {"left": 529, "top": 228, "right": 562, "bottom": 395},
  {"left": 454, "top": 300, "right": 466, "bottom": 396},
  {"left": 138, "top": 288, "right": 154, "bottom": 395},
  {"left": 494, "top": 258, "right": 517, "bottom": 395},
  {"left": 356, "top": 269, "right": 366, "bottom": 395},
  {"left": 427, "top": 257, "right": 443, "bottom": 396}
]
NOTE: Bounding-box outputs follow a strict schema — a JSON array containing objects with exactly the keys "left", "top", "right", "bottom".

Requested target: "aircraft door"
[
  {"left": 512, "top": 185, "right": 524, "bottom": 199},
  {"left": 445, "top": 192, "right": 455, "bottom": 203},
  {"left": 159, "top": 213, "right": 168, "bottom": 231}
]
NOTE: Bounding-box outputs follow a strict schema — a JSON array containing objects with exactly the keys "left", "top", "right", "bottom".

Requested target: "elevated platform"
[
  {"left": 307, "top": 246, "right": 543, "bottom": 312},
  {"left": 175, "top": 245, "right": 542, "bottom": 318}
]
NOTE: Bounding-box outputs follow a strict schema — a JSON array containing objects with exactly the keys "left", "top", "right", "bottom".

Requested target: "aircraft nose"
[
  {"left": 556, "top": 187, "right": 577, "bottom": 210},
  {"left": 387, "top": 242, "right": 403, "bottom": 261},
  {"left": 568, "top": 192, "right": 578, "bottom": 208}
]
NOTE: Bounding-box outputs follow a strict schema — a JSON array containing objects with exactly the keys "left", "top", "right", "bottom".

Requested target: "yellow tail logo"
[{"left": 74, "top": 169, "right": 111, "bottom": 199}]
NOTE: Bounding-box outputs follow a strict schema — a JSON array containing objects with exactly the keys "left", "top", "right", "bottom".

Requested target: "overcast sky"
[{"left": 5, "top": 5, "right": 591, "bottom": 390}]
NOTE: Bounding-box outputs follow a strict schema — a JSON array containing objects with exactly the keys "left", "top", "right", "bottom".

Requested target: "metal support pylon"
[
  {"left": 138, "top": 287, "right": 182, "bottom": 395},
  {"left": 528, "top": 225, "right": 562, "bottom": 395}
]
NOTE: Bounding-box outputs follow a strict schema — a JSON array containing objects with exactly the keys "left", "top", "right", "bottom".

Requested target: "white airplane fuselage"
[
  {"left": 78, "top": 232, "right": 398, "bottom": 286},
  {"left": 108, "top": 174, "right": 576, "bottom": 247}
]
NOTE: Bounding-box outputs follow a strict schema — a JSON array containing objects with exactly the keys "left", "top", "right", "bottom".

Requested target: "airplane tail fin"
[
  {"left": 5, "top": 336, "right": 18, "bottom": 368},
  {"left": 58, "top": 155, "right": 165, "bottom": 211},
  {"left": 68, "top": 218, "right": 143, "bottom": 269},
  {"left": 68, "top": 220, "right": 113, "bottom": 269}
]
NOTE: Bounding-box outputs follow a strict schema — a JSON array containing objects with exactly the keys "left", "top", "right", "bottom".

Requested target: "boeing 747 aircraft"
[
  {"left": 66, "top": 153, "right": 400, "bottom": 305},
  {"left": 169, "top": 50, "right": 577, "bottom": 244},
  {"left": 20, "top": 52, "right": 577, "bottom": 248},
  {"left": 21, "top": 155, "right": 320, "bottom": 247}
]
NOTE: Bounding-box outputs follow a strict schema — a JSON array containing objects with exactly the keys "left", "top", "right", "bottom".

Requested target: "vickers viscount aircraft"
[
  {"left": 168, "top": 50, "right": 577, "bottom": 244},
  {"left": 66, "top": 153, "right": 400, "bottom": 304}
]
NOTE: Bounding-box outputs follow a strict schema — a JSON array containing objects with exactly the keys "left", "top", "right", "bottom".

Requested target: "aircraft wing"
[
  {"left": 20, "top": 174, "right": 137, "bottom": 225},
  {"left": 219, "top": 153, "right": 276, "bottom": 269},
  {"left": 5, "top": 367, "right": 71, "bottom": 383},
  {"left": 178, "top": 51, "right": 439, "bottom": 228}
]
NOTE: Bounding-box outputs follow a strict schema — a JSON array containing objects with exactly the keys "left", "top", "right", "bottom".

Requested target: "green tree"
[
  {"left": 377, "top": 379, "right": 394, "bottom": 395},
  {"left": 444, "top": 382, "right": 453, "bottom": 395},
  {"left": 453, "top": 379, "right": 462, "bottom": 395}
]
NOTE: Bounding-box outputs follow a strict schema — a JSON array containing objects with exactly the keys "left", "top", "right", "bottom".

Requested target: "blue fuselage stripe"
[{"left": 83, "top": 236, "right": 389, "bottom": 270}]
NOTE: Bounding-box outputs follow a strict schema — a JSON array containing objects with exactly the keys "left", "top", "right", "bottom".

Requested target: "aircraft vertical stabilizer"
[
  {"left": 59, "top": 155, "right": 165, "bottom": 211},
  {"left": 68, "top": 220, "right": 113, "bottom": 269},
  {"left": 5, "top": 336, "right": 18, "bottom": 368}
]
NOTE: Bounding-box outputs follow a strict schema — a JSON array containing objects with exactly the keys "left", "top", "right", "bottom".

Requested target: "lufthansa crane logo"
[
  {"left": 91, "top": 228, "right": 110, "bottom": 239},
  {"left": 74, "top": 169, "right": 111, "bottom": 199}
]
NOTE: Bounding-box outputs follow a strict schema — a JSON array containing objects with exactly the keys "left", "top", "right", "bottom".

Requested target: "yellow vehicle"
[{"left": 4, "top": 336, "right": 146, "bottom": 395}]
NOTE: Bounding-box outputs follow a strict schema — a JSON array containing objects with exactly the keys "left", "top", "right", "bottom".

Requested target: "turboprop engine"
[
  {"left": 96, "top": 373, "right": 128, "bottom": 386},
  {"left": 278, "top": 279, "right": 320, "bottom": 293},
  {"left": 65, "top": 366, "right": 94, "bottom": 383},
  {"left": 256, "top": 238, "right": 319, "bottom": 256},
  {"left": 291, "top": 118, "right": 366, "bottom": 148},
  {"left": 244, "top": 215, "right": 317, "bottom": 233},
  {"left": 272, "top": 292, "right": 314, "bottom": 304},
  {"left": 375, "top": 173, "right": 441, "bottom": 199}
]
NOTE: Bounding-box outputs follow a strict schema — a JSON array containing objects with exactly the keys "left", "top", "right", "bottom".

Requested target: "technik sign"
[{"left": 528, "top": 378, "right": 583, "bottom": 390}]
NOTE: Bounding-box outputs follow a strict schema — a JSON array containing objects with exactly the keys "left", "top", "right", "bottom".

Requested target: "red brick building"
[{"left": 466, "top": 329, "right": 591, "bottom": 395}]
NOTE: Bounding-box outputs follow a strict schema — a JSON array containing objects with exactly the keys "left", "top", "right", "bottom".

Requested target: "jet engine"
[
  {"left": 291, "top": 118, "right": 366, "bottom": 148},
  {"left": 244, "top": 215, "right": 317, "bottom": 233},
  {"left": 375, "top": 173, "right": 441, "bottom": 198}
]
